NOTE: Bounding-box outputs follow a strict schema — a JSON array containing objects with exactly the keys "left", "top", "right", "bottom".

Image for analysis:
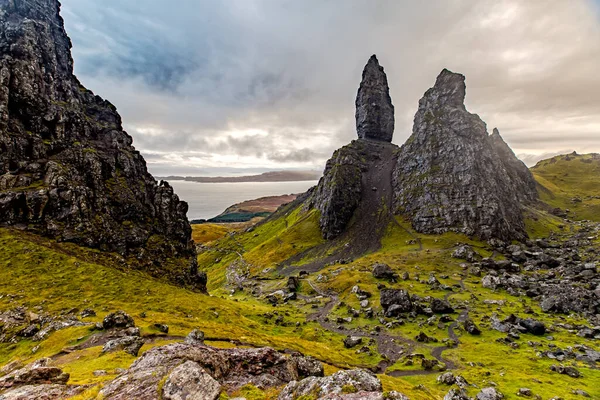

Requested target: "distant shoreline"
[{"left": 158, "top": 170, "right": 321, "bottom": 184}]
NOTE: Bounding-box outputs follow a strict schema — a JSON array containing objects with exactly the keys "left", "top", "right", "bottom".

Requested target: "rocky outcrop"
[
  {"left": 278, "top": 369, "right": 409, "bottom": 400},
  {"left": 489, "top": 128, "right": 538, "bottom": 203},
  {"left": 99, "top": 342, "right": 323, "bottom": 399},
  {"left": 355, "top": 55, "right": 394, "bottom": 142},
  {"left": 392, "top": 69, "right": 537, "bottom": 241},
  {"left": 0, "top": 0, "right": 202, "bottom": 288}
]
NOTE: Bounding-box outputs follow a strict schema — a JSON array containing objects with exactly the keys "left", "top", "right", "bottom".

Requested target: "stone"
[
  {"left": 154, "top": 323, "right": 169, "bottom": 334},
  {"left": 290, "top": 354, "right": 324, "bottom": 378},
  {"left": 161, "top": 361, "right": 221, "bottom": 400},
  {"left": 550, "top": 364, "right": 581, "bottom": 378},
  {"left": 102, "top": 336, "right": 144, "bottom": 356},
  {"left": 100, "top": 343, "right": 322, "bottom": 399},
  {"left": 355, "top": 55, "right": 394, "bottom": 142},
  {"left": 278, "top": 369, "right": 382, "bottom": 400},
  {"left": 444, "top": 388, "right": 470, "bottom": 400},
  {"left": 0, "top": 0, "right": 201, "bottom": 290},
  {"left": 518, "top": 388, "right": 532, "bottom": 397},
  {"left": 463, "top": 318, "right": 481, "bottom": 335},
  {"left": 517, "top": 319, "right": 546, "bottom": 336},
  {"left": 0, "top": 358, "right": 69, "bottom": 390},
  {"left": 185, "top": 329, "right": 205, "bottom": 345},
  {"left": 343, "top": 336, "right": 363, "bottom": 349},
  {"left": 430, "top": 298, "right": 454, "bottom": 314},
  {"left": 380, "top": 289, "right": 412, "bottom": 314},
  {"left": 371, "top": 263, "right": 398, "bottom": 281},
  {"left": 0, "top": 383, "right": 84, "bottom": 400},
  {"left": 437, "top": 372, "right": 456, "bottom": 385},
  {"left": 476, "top": 387, "right": 504, "bottom": 400},
  {"left": 392, "top": 69, "right": 537, "bottom": 241},
  {"left": 102, "top": 311, "right": 135, "bottom": 330}
]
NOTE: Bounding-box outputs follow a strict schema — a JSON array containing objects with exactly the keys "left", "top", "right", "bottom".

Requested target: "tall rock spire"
[{"left": 355, "top": 55, "right": 395, "bottom": 142}]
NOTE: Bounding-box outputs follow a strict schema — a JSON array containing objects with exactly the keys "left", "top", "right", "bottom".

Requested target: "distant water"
[{"left": 168, "top": 180, "right": 319, "bottom": 220}]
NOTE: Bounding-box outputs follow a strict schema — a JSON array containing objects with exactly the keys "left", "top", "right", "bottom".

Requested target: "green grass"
[{"left": 532, "top": 153, "right": 600, "bottom": 221}]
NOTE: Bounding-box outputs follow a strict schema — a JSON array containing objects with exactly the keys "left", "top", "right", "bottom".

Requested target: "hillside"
[
  {"left": 0, "top": 2, "right": 599, "bottom": 399},
  {"left": 193, "top": 194, "right": 300, "bottom": 224},
  {"left": 532, "top": 152, "right": 600, "bottom": 222},
  {"left": 160, "top": 171, "right": 321, "bottom": 183}
]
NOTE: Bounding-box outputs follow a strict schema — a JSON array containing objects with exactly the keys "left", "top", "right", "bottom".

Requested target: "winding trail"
[{"left": 306, "top": 278, "right": 469, "bottom": 376}]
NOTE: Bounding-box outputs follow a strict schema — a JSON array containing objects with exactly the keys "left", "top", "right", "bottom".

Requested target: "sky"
[{"left": 60, "top": 0, "right": 600, "bottom": 176}]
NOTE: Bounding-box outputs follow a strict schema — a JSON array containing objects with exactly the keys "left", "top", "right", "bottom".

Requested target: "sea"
[{"left": 168, "top": 180, "right": 319, "bottom": 220}]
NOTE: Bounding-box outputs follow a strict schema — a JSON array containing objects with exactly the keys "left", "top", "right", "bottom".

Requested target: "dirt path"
[{"left": 305, "top": 278, "right": 469, "bottom": 376}]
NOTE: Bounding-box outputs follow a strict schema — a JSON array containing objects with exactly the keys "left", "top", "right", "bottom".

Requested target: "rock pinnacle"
[{"left": 355, "top": 55, "right": 395, "bottom": 142}]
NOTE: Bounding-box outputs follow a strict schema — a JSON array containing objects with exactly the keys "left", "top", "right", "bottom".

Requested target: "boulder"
[
  {"left": 102, "top": 336, "right": 144, "bottom": 356},
  {"left": 476, "top": 387, "right": 504, "bottom": 400},
  {"left": 185, "top": 329, "right": 205, "bottom": 345},
  {"left": 161, "top": 361, "right": 221, "bottom": 400},
  {"left": 372, "top": 263, "right": 398, "bottom": 281},
  {"left": 380, "top": 289, "right": 412, "bottom": 313},
  {"left": 278, "top": 369, "right": 382, "bottom": 400},
  {"left": 102, "top": 311, "right": 135, "bottom": 330}
]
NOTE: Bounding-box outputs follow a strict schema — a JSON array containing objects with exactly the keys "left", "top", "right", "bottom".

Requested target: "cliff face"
[
  {"left": 310, "top": 56, "right": 398, "bottom": 240},
  {"left": 355, "top": 55, "right": 395, "bottom": 142},
  {"left": 392, "top": 69, "right": 538, "bottom": 241},
  {"left": 0, "top": 0, "right": 204, "bottom": 289}
]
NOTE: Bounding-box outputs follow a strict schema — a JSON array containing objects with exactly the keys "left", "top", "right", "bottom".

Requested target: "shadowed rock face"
[
  {"left": 489, "top": 128, "right": 538, "bottom": 203},
  {"left": 392, "top": 69, "right": 537, "bottom": 241},
  {"left": 355, "top": 55, "right": 395, "bottom": 142},
  {"left": 0, "top": 0, "right": 204, "bottom": 289}
]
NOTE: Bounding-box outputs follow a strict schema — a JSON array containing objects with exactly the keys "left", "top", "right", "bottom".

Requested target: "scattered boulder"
[
  {"left": 452, "top": 245, "right": 477, "bottom": 261},
  {"left": 102, "top": 336, "right": 144, "bottom": 357},
  {"left": 161, "top": 360, "right": 221, "bottom": 400},
  {"left": 343, "top": 336, "right": 363, "bottom": 349},
  {"left": 430, "top": 298, "right": 454, "bottom": 314},
  {"left": 517, "top": 319, "right": 546, "bottom": 336},
  {"left": 102, "top": 311, "right": 135, "bottom": 330},
  {"left": 463, "top": 319, "right": 481, "bottom": 335},
  {"left": 444, "top": 388, "right": 470, "bottom": 400},
  {"left": 372, "top": 263, "right": 398, "bottom": 282},
  {"left": 550, "top": 364, "right": 581, "bottom": 378},
  {"left": 185, "top": 329, "right": 205, "bottom": 345},
  {"left": 290, "top": 354, "right": 324, "bottom": 379},
  {"left": 154, "top": 324, "right": 169, "bottom": 334},
  {"left": 0, "top": 359, "right": 69, "bottom": 390},
  {"left": 287, "top": 276, "right": 301, "bottom": 292},
  {"left": 278, "top": 369, "right": 382, "bottom": 400},
  {"left": 476, "top": 387, "right": 504, "bottom": 400},
  {"left": 380, "top": 289, "right": 412, "bottom": 314}
]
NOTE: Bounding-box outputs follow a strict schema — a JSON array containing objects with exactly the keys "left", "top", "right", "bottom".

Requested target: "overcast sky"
[{"left": 60, "top": 0, "right": 600, "bottom": 176}]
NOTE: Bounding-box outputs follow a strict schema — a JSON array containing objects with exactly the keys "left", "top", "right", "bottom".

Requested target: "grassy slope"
[
  {"left": 532, "top": 153, "right": 600, "bottom": 221},
  {"left": 1, "top": 153, "right": 599, "bottom": 399}
]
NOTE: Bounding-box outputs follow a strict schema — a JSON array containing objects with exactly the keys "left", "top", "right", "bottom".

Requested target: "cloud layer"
[{"left": 60, "top": 0, "right": 600, "bottom": 174}]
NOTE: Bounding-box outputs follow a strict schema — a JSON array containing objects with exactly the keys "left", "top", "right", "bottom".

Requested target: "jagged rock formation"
[
  {"left": 308, "top": 56, "right": 398, "bottom": 242},
  {"left": 392, "top": 69, "right": 538, "bottom": 241},
  {"left": 355, "top": 55, "right": 394, "bottom": 142},
  {"left": 489, "top": 127, "right": 538, "bottom": 202},
  {"left": 0, "top": 0, "right": 203, "bottom": 288},
  {"left": 309, "top": 139, "right": 397, "bottom": 241}
]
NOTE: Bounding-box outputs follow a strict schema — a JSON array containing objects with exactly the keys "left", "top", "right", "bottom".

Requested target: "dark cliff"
[
  {"left": 0, "top": 0, "right": 204, "bottom": 289},
  {"left": 392, "top": 69, "right": 538, "bottom": 241}
]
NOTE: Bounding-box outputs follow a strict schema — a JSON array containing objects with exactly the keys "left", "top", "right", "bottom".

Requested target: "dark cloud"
[{"left": 60, "top": 0, "right": 600, "bottom": 174}]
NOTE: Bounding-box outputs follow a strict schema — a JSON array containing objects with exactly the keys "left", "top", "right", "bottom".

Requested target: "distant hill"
[
  {"left": 160, "top": 170, "right": 321, "bottom": 183},
  {"left": 531, "top": 152, "right": 600, "bottom": 221},
  {"left": 192, "top": 193, "right": 300, "bottom": 223}
]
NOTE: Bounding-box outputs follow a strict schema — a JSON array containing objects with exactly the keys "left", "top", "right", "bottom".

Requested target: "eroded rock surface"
[
  {"left": 100, "top": 343, "right": 322, "bottom": 400},
  {"left": 355, "top": 55, "right": 394, "bottom": 142},
  {"left": 392, "top": 69, "right": 537, "bottom": 241},
  {"left": 0, "top": 0, "right": 202, "bottom": 288}
]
